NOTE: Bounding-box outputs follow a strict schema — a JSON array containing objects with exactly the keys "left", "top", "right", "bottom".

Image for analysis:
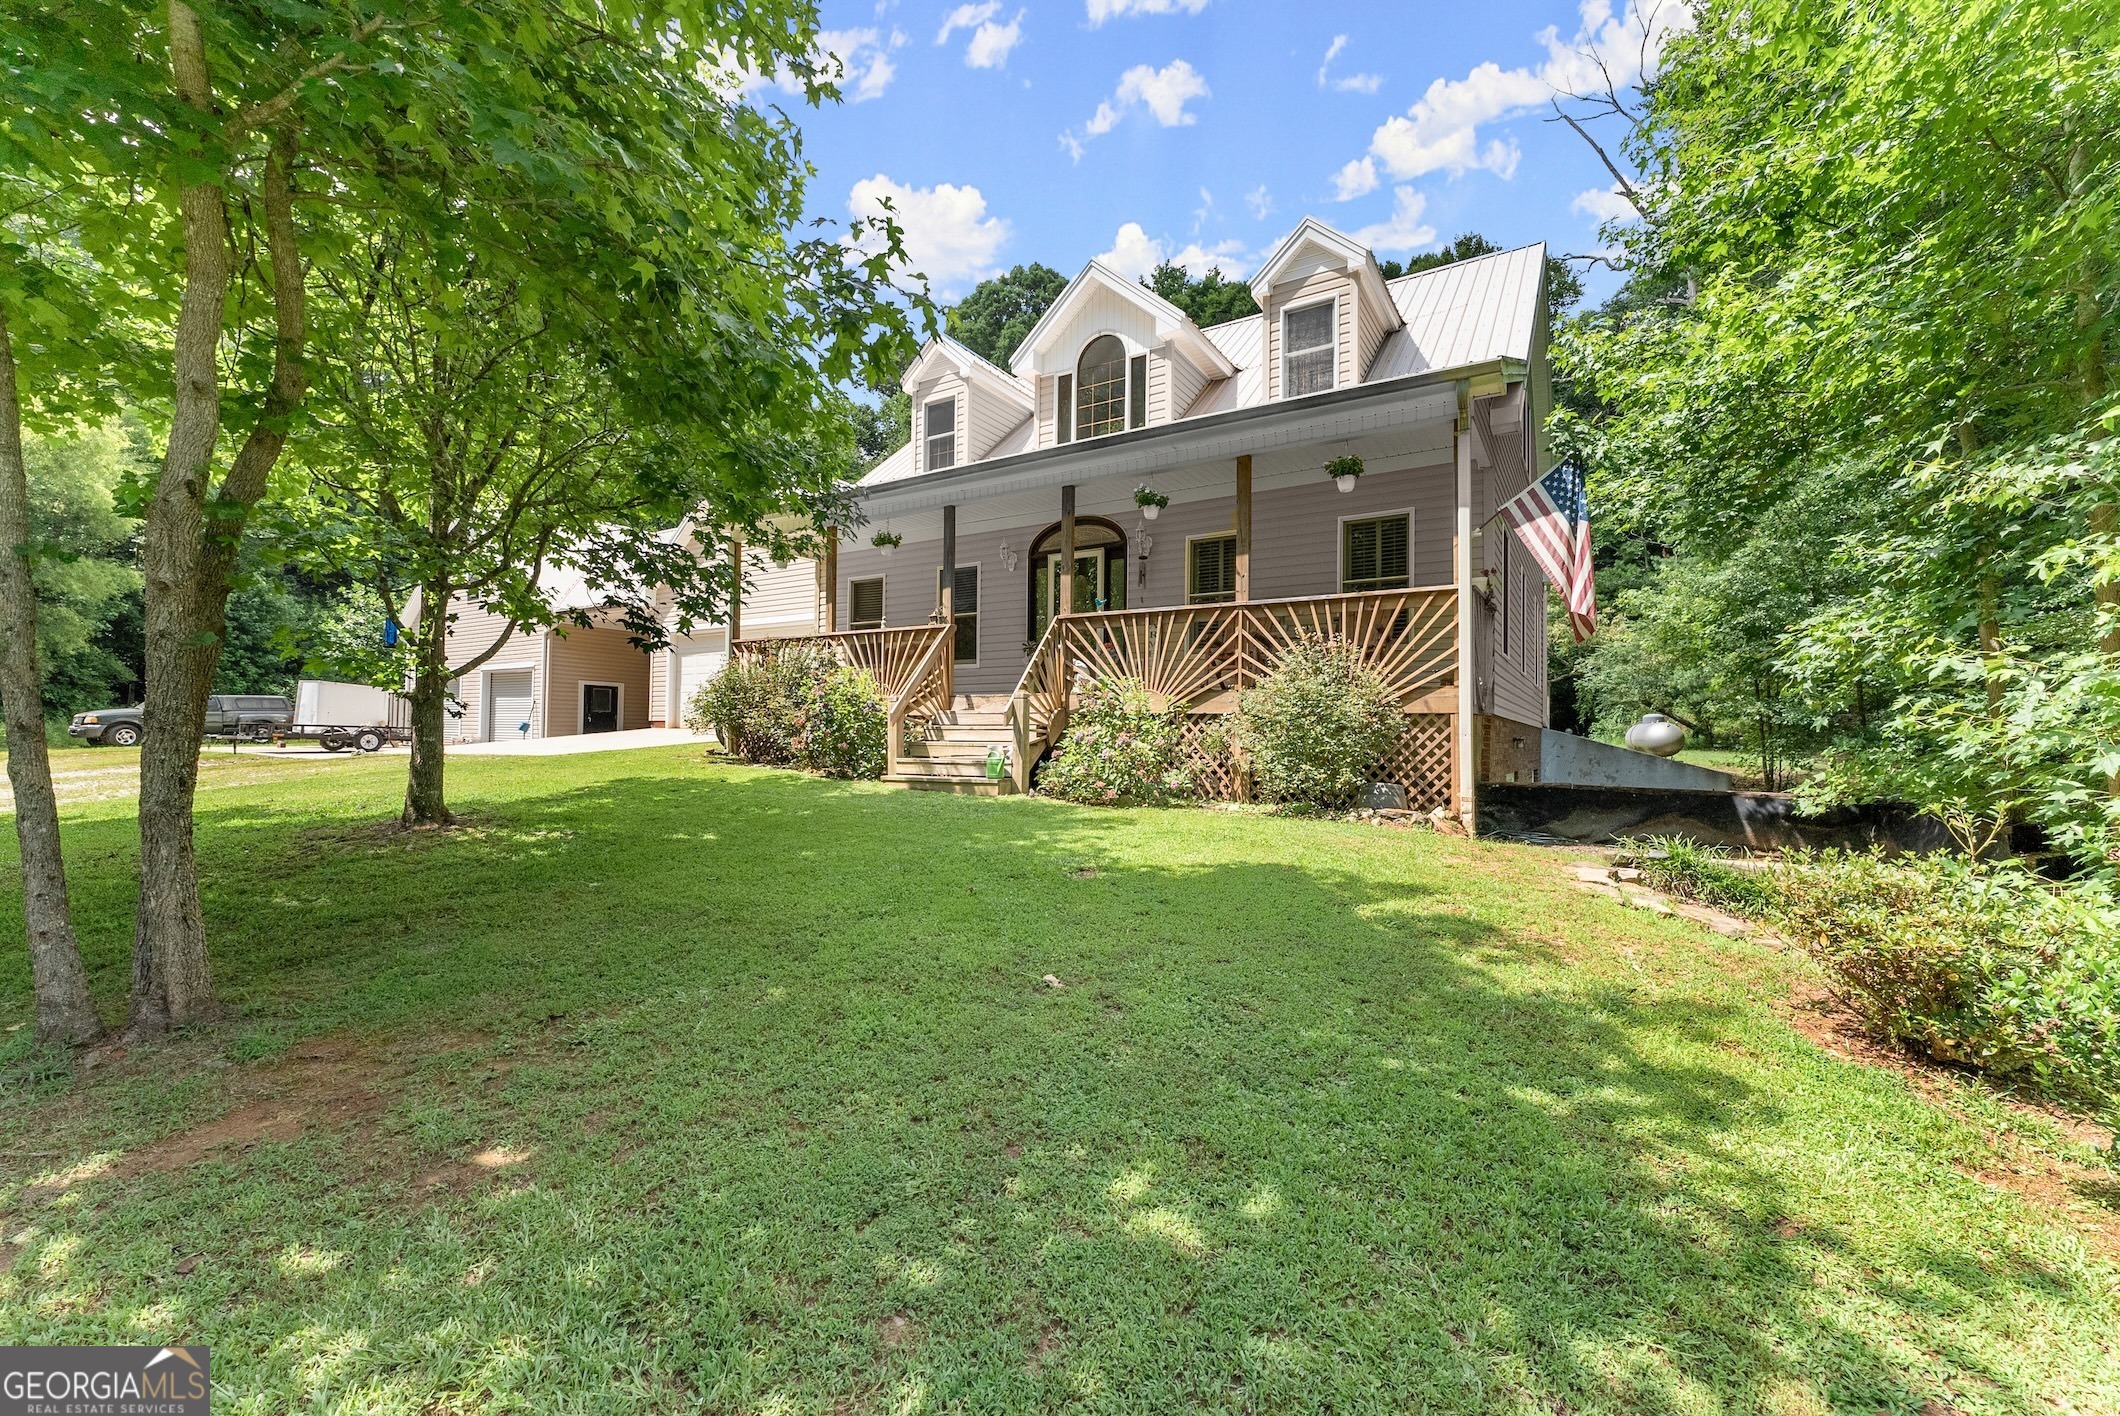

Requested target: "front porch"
[{"left": 732, "top": 583, "right": 1462, "bottom": 810}]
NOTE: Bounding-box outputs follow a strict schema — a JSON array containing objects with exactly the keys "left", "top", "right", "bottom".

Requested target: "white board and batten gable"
[
  {"left": 1249, "top": 217, "right": 1405, "bottom": 403},
  {"left": 1009, "top": 261, "right": 1236, "bottom": 448},
  {"left": 901, "top": 335, "right": 1036, "bottom": 478}
]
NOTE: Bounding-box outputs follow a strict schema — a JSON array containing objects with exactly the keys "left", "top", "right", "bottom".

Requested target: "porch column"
[
  {"left": 817, "top": 526, "right": 838, "bottom": 633},
  {"left": 1234, "top": 455, "right": 1253, "bottom": 601},
  {"left": 1058, "top": 485, "right": 1076, "bottom": 616},
  {"left": 1453, "top": 386, "right": 1477, "bottom": 831},
  {"left": 940, "top": 504, "right": 957, "bottom": 703},
  {"left": 728, "top": 534, "right": 743, "bottom": 646}
]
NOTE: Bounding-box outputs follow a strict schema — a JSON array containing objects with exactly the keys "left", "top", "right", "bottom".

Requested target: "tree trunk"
[
  {"left": 0, "top": 308, "right": 102, "bottom": 1046},
  {"left": 130, "top": 17, "right": 310, "bottom": 1034},
  {"left": 401, "top": 582, "right": 454, "bottom": 827}
]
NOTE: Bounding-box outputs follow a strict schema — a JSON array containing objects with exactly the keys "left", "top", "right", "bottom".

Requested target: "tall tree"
[
  {"left": 4, "top": 0, "right": 911, "bottom": 1035},
  {"left": 946, "top": 264, "right": 1068, "bottom": 368},
  {"left": 1141, "top": 262, "right": 1259, "bottom": 327}
]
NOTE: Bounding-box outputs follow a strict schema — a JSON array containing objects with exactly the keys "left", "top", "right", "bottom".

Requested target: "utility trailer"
[{"left": 283, "top": 680, "right": 413, "bottom": 753}]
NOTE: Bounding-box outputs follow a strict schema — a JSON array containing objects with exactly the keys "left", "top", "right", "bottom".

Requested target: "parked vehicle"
[
  {"left": 69, "top": 694, "right": 296, "bottom": 747},
  {"left": 290, "top": 679, "right": 413, "bottom": 753}
]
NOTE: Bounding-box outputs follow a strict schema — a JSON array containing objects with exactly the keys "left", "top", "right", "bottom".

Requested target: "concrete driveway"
[{"left": 449, "top": 727, "right": 707, "bottom": 756}]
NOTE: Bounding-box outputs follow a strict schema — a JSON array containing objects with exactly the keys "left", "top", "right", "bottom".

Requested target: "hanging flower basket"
[
  {"left": 871, "top": 529, "right": 903, "bottom": 557},
  {"left": 1133, "top": 484, "right": 1170, "bottom": 520},
  {"left": 1325, "top": 454, "right": 1365, "bottom": 493}
]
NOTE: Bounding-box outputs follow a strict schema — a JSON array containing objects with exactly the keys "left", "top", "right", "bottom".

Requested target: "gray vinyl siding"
[
  {"left": 834, "top": 459, "right": 1457, "bottom": 695},
  {"left": 741, "top": 552, "right": 820, "bottom": 636},
  {"left": 543, "top": 625, "right": 652, "bottom": 735},
  {"left": 1474, "top": 391, "right": 1549, "bottom": 727}
]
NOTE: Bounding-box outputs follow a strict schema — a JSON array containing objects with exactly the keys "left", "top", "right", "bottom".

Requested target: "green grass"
[{"left": 1, "top": 748, "right": 2115, "bottom": 1414}]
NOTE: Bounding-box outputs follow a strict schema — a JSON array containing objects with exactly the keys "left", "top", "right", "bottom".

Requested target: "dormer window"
[
  {"left": 924, "top": 397, "right": 957, "bottom": 470},
  {"left": 1071, "top": 336, "right": 1149, "bottom": 441},
  {"left": 1283, "top": 299, "right": 1336, "bottom": 396}
]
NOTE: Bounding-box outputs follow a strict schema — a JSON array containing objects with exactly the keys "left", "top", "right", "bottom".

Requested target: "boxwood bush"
[{"left": 1230, "top": 635, "right": 1402, "bottom": 808}]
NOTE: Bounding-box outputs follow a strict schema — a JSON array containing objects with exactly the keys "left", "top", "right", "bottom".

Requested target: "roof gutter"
[{"left": 857, "top": 356, "right": 1519, "bottom": 514}]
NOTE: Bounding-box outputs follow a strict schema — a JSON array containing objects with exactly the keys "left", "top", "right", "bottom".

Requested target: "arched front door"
[{"left": 1027, "top": 516, "right": 1128, "bottom": 642}]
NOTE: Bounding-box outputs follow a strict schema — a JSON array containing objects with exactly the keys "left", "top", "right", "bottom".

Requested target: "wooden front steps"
[{"left": 887, "top": 709, "right": 1019, "bottom": 795}]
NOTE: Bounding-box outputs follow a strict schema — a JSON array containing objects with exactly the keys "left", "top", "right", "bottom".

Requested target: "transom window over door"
[
  {"left": 1342, "top": 513, "right": 1411, "bottom": 592},
  {"left": 924, "top": 397, "right": 956, "bottom": 470},
  {"left": 1075, "top": 335, "right": 1128, "bottom": 439},
  {"left": 1283, "top": 300, "right": 1336, "bottom": 396}
]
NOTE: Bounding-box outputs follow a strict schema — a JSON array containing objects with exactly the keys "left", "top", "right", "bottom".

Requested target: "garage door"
[
  {"left": 675, "top": 638, "right": 727, "bottom": 721},
  {"left": 487, "top": 670, "right": 535, "bottom": 740}
]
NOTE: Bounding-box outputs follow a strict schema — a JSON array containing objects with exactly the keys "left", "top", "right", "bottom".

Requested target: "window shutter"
[
  {"left": 1346, "top": 520, "right": 1379, "bottom": 585},
  {"left": 1129, "top": 355, "right": 1147, "bottom": 429},
  {"left": 850, "top": 577, "right": 885, "bottom": 629},
  {"left": 1343, "top": 515, "right": 1410, "bottom": 591},
  {"left": 1380, "top": 515, "right": 1409, "bottom": 583},
  {"left": 953, "top": 565, "right": 979, "bottom": 614},
  {"left": 1056, "top": 374, "right": 1072, "bottom": 443},
  {"left": 1189, "top": 535, "right": 1237, "bottom": 603}
]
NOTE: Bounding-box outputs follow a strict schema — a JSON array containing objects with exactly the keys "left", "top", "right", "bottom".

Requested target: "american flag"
[{"left": 1500, "top": 459, "right": 1597, "bottom": 642}]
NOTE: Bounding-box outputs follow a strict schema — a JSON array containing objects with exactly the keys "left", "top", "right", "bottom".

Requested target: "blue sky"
[{"left": 744, "top": 0, "right": 1684, "bottom": 307}]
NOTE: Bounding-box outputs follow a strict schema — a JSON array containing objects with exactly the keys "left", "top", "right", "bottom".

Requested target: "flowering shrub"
[
  {"left": 687, "top": 644, "right": 885, "bottom": 779},
  {"left": 1231, "top": 635, "right": 1401, "bottom": 808},
  {"left": 1038, "top": 676, "right": 1193, "bottom": 806},
  {"left": 1626, "top": 839, "right": 2120, "bottom": 1111}
]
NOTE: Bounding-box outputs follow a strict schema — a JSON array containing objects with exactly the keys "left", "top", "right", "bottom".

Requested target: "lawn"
[{"left": 1, "top": 746, "right": 2115, "bottom": 1414}]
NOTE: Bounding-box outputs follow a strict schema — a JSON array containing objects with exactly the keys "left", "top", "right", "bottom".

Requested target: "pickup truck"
[{"left": 69, "top": 694, "right": 295, "bottom": 747}]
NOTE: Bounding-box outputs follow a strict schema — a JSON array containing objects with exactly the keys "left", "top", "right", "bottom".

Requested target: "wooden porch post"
[
  {"left": 1453, "top": 386, "right": 1477, "bottom": 831},
  {"left": 728, "top": 535, "right": 743, "bottom": 646},
  {"left": 1234, "top": 455, "right": 1252, "bottom": 602},
  {"left": 818, "top": 526, "right": 838, "bottom": 633},
  {"left": 1058, "top": 485, "right": 1076, "bottom": 616},
  {"left": 940, "top": 504, "right": 957, "bottom": 704}
]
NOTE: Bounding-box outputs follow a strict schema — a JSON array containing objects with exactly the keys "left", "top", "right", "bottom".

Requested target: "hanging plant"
[
  {"left": 1325, "top": 454, "right": 1366, "bottom": 492},
  {"left": 871, "top": 529, "right": 903, "bottom": 556},
  {"left": 1133, "top": 484, "right": 1170, "bottom": 520}
]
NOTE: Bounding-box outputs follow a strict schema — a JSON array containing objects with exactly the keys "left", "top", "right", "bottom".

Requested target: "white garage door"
[
  {"left": 487, "top": 670, "right": 535, "bottom": 740},
  {"left": 675, "top": 639, "right": 727, "bottom": 721}
]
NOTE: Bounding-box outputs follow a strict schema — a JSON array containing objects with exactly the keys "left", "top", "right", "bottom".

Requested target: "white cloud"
[
  {"left": 1317, "top": 34, "right": 1382, "bottom": 94},
  {"left": 1349, "top": 187, "right": 1438, "bottom": 254},
  {"left": 846, "top": 175, "right": 1011, "bottom": 296},
  {"left": 936, "top": 1, "right": 998, "bottom": 42},
  {"left": 965, "top": 11, "right": 1025, "bottom": 67},
  {"left": 1353, "top": 0, "right": 1690, "bottom": 182},
  {"left": 1245, "top": 184, "right": 1273, "bottom": 220},
  {"left": 1332, "top": 157, "right": 1379, "bottom": 201},
  {"left": 1084, "top": 59, "right": 1208, "bottom": 134},
  {"left": 736, "top": 27, "right": 907, "bottom": 104},
  {"left": 1087, "top": 0, "right": 1208, "bottom": 24},
  {"left": 1572, "top": 184, "right": 1637, "bottom": 224},
  {"left": 1095, "top": 222, "right": 1248, "bottom": 282}
]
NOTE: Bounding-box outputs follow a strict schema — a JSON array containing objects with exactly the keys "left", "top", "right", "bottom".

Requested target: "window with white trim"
[
  {"left": 1187, "top": 534, "right": 1238, "bottom": 604},
  {"left": 924, "top": 398, "right": 956, "bottom": 471},
  {"left": 1075, "top": 335, "right": 1128, "bottom": 439},
  {"left": 1342, "top": 513, "right": 1411, "bottom": 592},
  {"left": 849, "top": 576, "right": 885, "bottom": 630},
  {"left": 938, "top": 564, "right": 978, "bottom": 663},
  {"left": 1282, "top": 299, "right": 1336, "bottom": 397}
]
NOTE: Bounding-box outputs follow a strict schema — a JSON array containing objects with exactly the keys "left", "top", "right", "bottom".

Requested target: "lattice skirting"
[{"left": 1176, "top": 712, "right": 1455, "bottom": 810}]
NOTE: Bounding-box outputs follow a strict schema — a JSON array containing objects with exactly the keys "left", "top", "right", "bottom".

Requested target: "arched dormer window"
[{"left": 1069, "top": 335, "right": 1147, "bottom": 442}]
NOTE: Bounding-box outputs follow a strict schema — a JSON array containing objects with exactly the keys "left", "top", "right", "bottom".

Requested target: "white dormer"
[
  {"left": 1249, "top": 218, "right": 1404, "bottom": 401},
  {"left": 900, "top": 336, "right": 1036, "bottom": 476},
  {"left": 1009, "top": 262, "right": 1237, "bottom": 448}
]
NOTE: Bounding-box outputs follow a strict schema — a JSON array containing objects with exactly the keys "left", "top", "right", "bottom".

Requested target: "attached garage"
[
  {"left": 672, "top": 632, "right": 727, "bottom": 723},
  {"left": 485, "top": 669, "right": 536, "bottom": 741}
]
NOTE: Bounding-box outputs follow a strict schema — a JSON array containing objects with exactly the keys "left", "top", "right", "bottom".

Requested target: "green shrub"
[
  {"left": 793, "top": 667, "right": 887, "bottom": 779},
  {"left": 687, "top": 645, "right": 884, "bottom": 779},
  {"left": 1039, "top": 676, "right": 1192, "bottom": 806},
  {"left": 1230, "top": 635, "right": 1402, "bottom": 808},
  {"left": 1625, "top": 838, "right": 2120, "bottom": 1111}
]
